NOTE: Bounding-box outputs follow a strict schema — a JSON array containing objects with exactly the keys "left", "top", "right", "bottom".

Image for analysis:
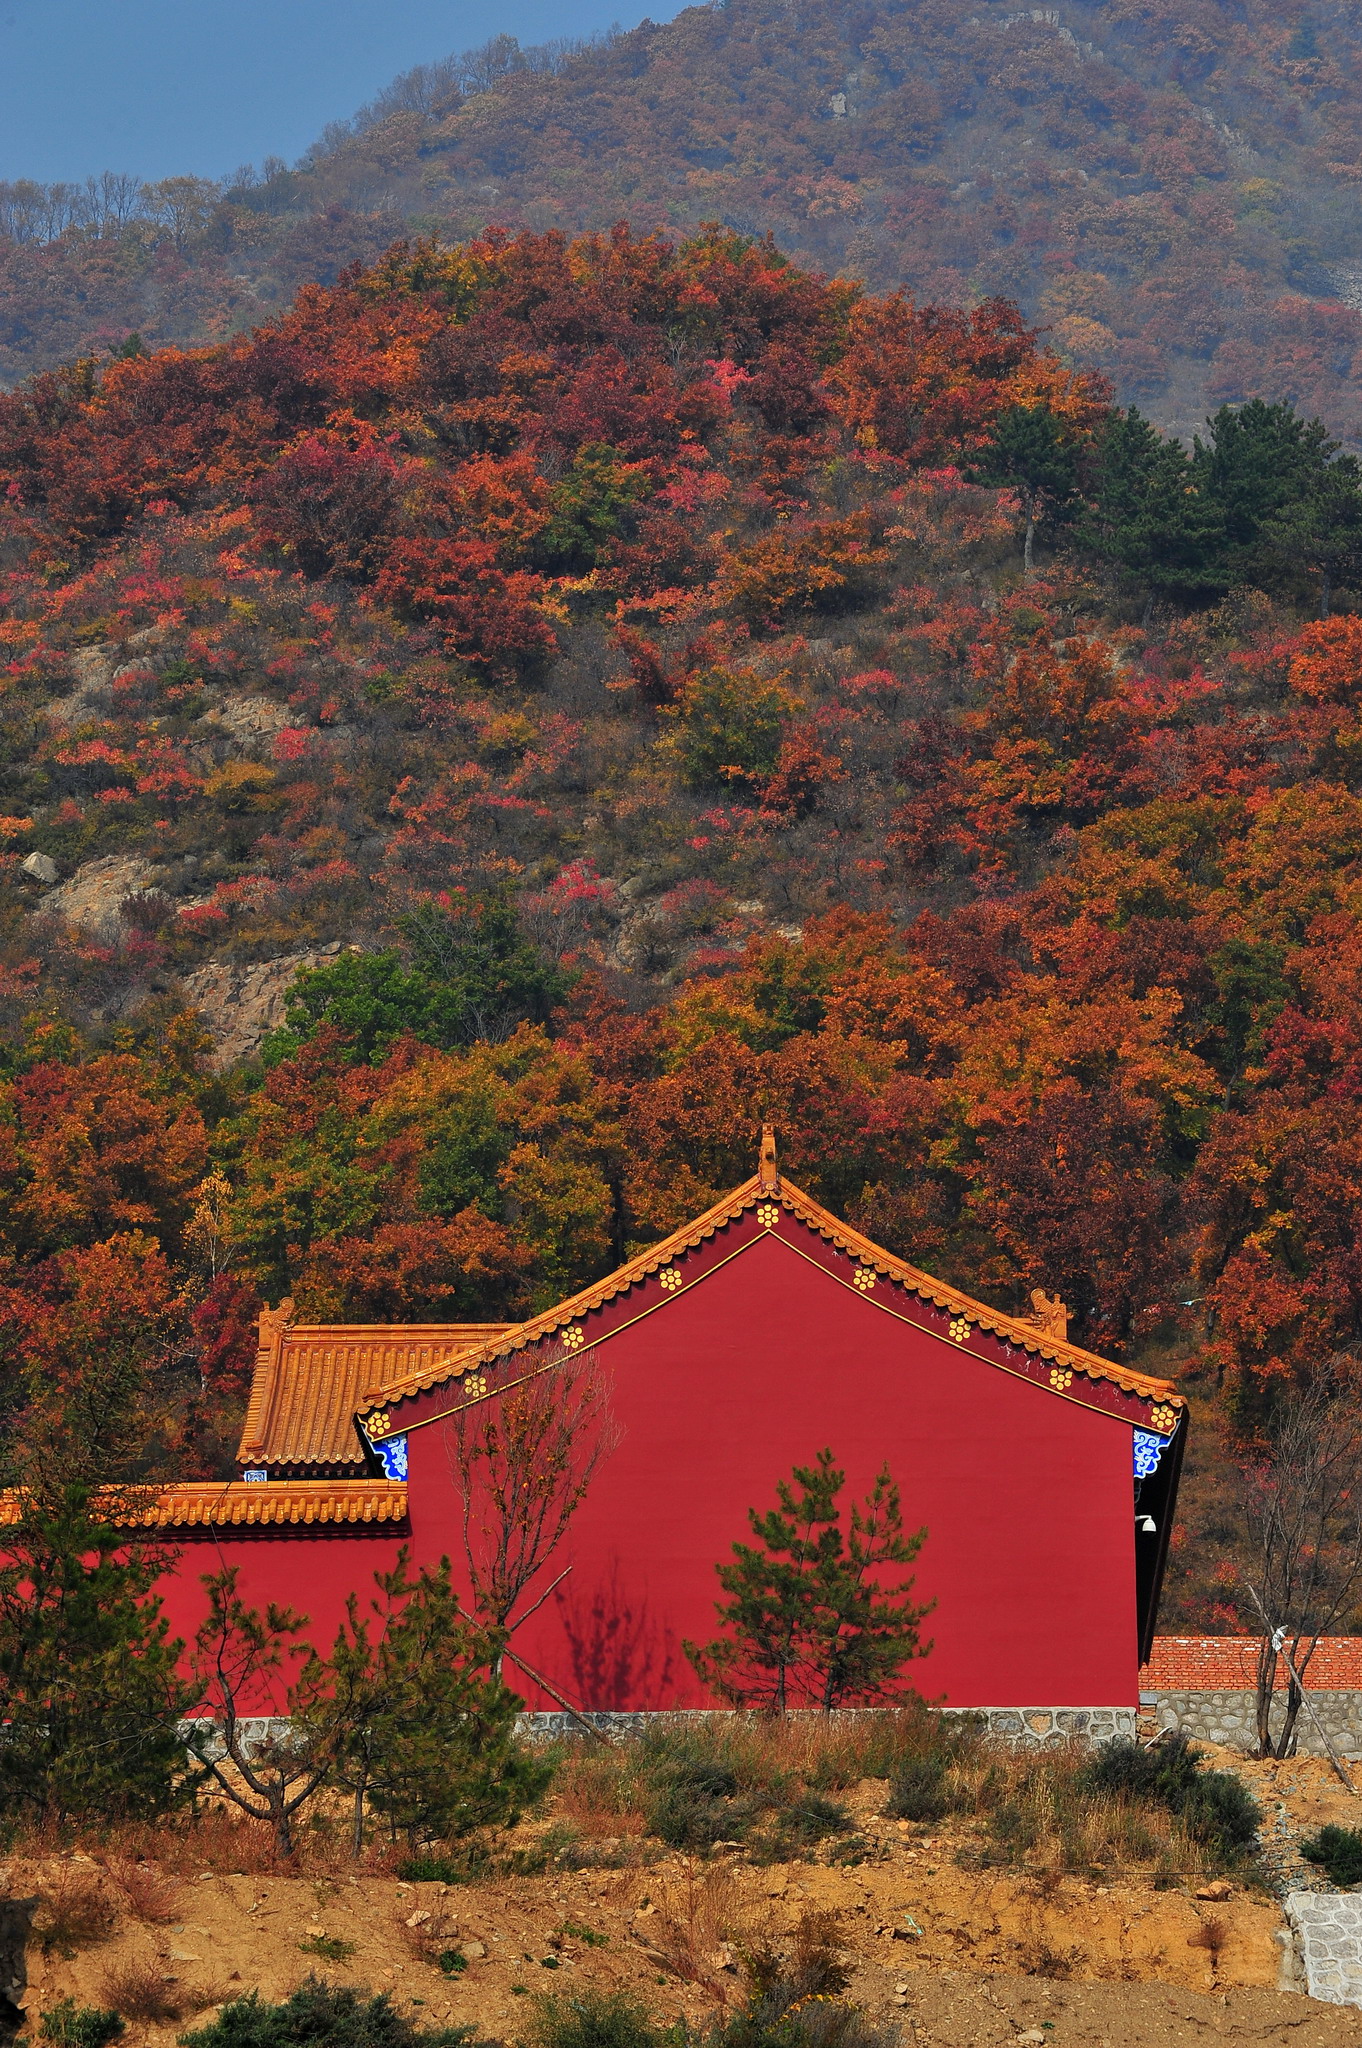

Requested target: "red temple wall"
[
  {"left": 399, "top": 1229, "right": 1139, "bottom": 1711},
  {"left": 151, "top": 1531, "right": 408, "bottom": 1712},
  {"left": 122, "top": 1223, "right": 1139, "bottom": 1714}
]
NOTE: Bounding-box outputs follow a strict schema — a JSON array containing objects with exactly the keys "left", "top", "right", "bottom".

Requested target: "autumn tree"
[{"left": 192, "top": 1567, "right": 337, "bottom": 1859}]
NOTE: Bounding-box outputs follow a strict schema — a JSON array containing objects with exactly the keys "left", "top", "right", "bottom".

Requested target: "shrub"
[
  {"left": 397, "top": 1850, "right": 490, "bottom": 1885},
  {"left": 106, "top": 1856, "right": 181, "bottom": 1923},
  {"left": 704, "top": 1911, "right": 895, "bottom": 2048},
  {"left": 527, "top": 1988, "right": 673, "bottom": 2048},
  {"left": 644, "top": 1753, "right": 758, "bottom": 1850},
  {"left": 1302, "top": 1824, "right": 1362, "bottom": 1887},
  {"left": 181, "top": 1980, "right": 489, "bottom": 2048},
  {"left": 34, "top": 1871, "right": 119, "bottom": 1955},
  {"left": 98, "top": 1960, "right": 204, "bottom": 2025},
  {"left": 298, "top": 1934, "right": 356, "bottom": 1962},
  {"left": 39, "top": 2000, "right": 124, "bottom": 2048},
  {"left": 753, "top": 1792, "right": 853, "bottom": 1862},
  {"left": 1078, "top": 1736, "right": 1260, "bottom": 1856},
  {"left": 886, "top": 1756, "right": 952, "bottom": 1822}
]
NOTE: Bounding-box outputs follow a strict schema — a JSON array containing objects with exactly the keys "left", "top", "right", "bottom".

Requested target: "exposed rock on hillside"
[
  {"left": 180, "top": 945, "right": 344, "bottom": 1069},
  {"left": 37, "top": 854, "right": 164, "bottom": 942}
]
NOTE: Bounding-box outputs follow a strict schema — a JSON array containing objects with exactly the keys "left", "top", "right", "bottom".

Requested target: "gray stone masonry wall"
[
  {"left": 515, "top": 1707, "right": 1137, "bottom": 1744},
  {"left": 1285, "top": 1893, "right": 1362, "bottom": 2006},
  {"left": 1149, "top": 1689, "right": 1362, "bottom": 1757}
]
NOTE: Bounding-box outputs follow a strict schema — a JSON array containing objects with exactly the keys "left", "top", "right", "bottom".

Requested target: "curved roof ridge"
[{"left": 370, "top": 1172, "right": 1181, "bottom": 1415}]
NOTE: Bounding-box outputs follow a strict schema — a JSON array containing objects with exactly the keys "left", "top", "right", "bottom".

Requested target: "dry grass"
[
  {"left": 643, "top": 1863, "right": 747, "bottom": 2002},
  {"left": 393, "top": 1901, "right": 463, "bottom": 1965},
  {"left": 955, "top": 1741, "right": 1213, "bottom": 1881},
  {"left": 1188, "top": 1915, "right": 1230, "bottom": 1981},
  {"left": 104, "top": 1856, "right": 182, "bottom": 1924},
  {"left": 35, "top": 1869, "right": 119, "bottom": 1955},
  {"left": 554, "top": 1749, "right": 649, "bottom": 1839},
  {"left": 99, "top": 1958, "right": 227, "bottom": 2024}
]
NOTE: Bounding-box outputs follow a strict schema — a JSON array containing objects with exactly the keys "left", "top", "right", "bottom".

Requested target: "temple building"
[{"left": 67, "top": 1132, "right": 1187, "bottom": 1720}]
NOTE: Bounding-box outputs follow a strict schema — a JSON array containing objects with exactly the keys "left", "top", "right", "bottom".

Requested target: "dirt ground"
[{"left": 17, "top": 1749, "right": 1362, "bottom": 2048}]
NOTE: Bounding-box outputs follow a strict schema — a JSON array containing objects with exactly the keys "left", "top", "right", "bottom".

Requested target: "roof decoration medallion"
[
  {"left": 949, "top": 1316, "right": 971, "bottom": 1344},
  {"left": 853, "top": 1265, "right": 876, "bottom": 1292},
  {"left": 659, "top": 1266, "right": 683, "bottom": 1292},
  {"left": 561, "top": 1324, "right": 586, "bottom": 1350},
  {"left": 460, "top": 1371, "right": 488, "bottom": 1396},
  {"left": 1049, "top": 1366, "right": 1073, "bottom": 1391},
  {"left": 757, "top": 1203, "right": 780, "bottom": 1228}
]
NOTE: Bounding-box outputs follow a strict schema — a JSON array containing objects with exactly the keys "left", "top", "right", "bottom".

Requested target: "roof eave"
[{"left": 368, "top": 1171, "right": 1183, "bottom": 1418}]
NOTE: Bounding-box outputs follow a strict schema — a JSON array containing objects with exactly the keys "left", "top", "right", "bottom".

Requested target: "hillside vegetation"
[
  {"left": 0, "top": 227, "right": 1359, "bottom": 1621},
  {"left": 5, "top": 0, "right": 1362, "bottom": 440}
]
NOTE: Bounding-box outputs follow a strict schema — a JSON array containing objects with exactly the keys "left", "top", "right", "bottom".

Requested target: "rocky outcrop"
[
  {"left": 44, "top": 628, "right": 166, "bottom": 728},
  {"left": 37, "top": 854, "right": 163, "bottom": 942},
  {"left": 180, "top": 945, "right": 343, "bottom": 1069},
  {"left": 201, "top": 695, "right": 295, "bottom": 746}
]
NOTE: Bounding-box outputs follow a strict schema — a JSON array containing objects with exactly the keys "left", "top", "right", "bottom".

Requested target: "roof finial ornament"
[
  {"left": 1027, "top": 1288, "right": 1069, "bottom": 1341},
  {"left": 758, "top": 1123, "right": 780, "bottom": 1194}
]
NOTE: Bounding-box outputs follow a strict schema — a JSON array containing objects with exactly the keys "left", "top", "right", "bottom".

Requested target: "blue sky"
[{"left": 0, "top": 0, "right": 676, "bottom": 184}]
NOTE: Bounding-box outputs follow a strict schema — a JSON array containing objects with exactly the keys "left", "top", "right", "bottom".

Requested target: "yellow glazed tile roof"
[
  {"left": 237, "top": 1307, "right": 514, "bottom": 1469},
  {"left": 0, "top": 1479, "right": 408, "bottom": 1529},
  {"left": 368, "top": 1167, "right": 1183, "bottom": 1420}
]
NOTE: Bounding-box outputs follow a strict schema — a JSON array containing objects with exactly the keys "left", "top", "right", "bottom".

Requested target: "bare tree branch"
[
  {"left": 447, "top": 1345, "right": 621, "bottom": 1654},
  {"left": 1233, "top": 1366, "right": 1362, "bottom": 1758}
]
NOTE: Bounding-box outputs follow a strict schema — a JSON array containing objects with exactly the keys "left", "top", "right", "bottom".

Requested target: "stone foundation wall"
[
  {"left": 515, "top": 1707, "right": 1137, "bottom": 1745},
  {"left": 964, "top": 1707, "right": 1137, "bottom": 1744},
  {"left": 1148, "top": 1688, "right": 1362, "bottom": 1756},
  {"left": 1285, "top": 1893, "right": 1362, "bottom": 2005}
]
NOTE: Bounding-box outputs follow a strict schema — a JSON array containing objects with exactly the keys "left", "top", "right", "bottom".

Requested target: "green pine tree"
[
  {"left": 1085, "top": 407, "right": 1229, "bottom": 601},
  {"left": 317, "top": 1552, "right": 551, "bottom": 1851},
  {"left": 1262, "top": 455, "right": 1362, "bottom": 616},
  {"left": 970, "top": 403, "right": 1081, "bottom": 574},
  {"left": 0, "top": 1482, "right": 200, "bottom": 1826},
  {"left": 685, "top": 1449, "right": 933, "bottom": 1712}
]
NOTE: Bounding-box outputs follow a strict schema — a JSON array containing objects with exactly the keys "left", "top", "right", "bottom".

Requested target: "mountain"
[
  {"left": 0, "top": 225, "right": 1360, "bottom": 1629},
  {"left": 6, "top": 0, "right": 1362, "bottom": 442}
]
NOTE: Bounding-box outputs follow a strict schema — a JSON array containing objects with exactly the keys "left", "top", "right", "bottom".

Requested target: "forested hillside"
[
  {"left": 0, "top": 225, "right": 1359, "bottom": 1618},
  {"left": 7, "top": 0, "right": 1362, "bottom": 441}
]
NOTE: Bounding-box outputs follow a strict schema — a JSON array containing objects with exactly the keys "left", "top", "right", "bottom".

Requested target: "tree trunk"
[
  {"left": 1321, "top": 566, "right": 1332, "bottom": 620},
  {"left": 1277, "top": 1674, "right": 1303, "bottom": 1758},
  {"left": 273, "top": 1794, "right": 294, "bottom": 1862},
  {"left": 1254, "top": 1639, "right": 1278, "bottom": 1756},
  {"left": 1023, "top": 501, "right": 1036, "bottom": 577},
  {"left": 352, "top": 1782, "right": 365, "bottom": 1857}
]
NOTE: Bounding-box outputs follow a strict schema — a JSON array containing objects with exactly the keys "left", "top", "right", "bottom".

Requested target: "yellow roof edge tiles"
[
  {"left": 237, "top": 1307, "right": 516, "bottom": 1467},
  {"left": 0, "top": 1479, "right": 408, "bottom": 1530},
  {"left": 372, "top": 1173, "right": 1182, "bottom": 1415}
]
